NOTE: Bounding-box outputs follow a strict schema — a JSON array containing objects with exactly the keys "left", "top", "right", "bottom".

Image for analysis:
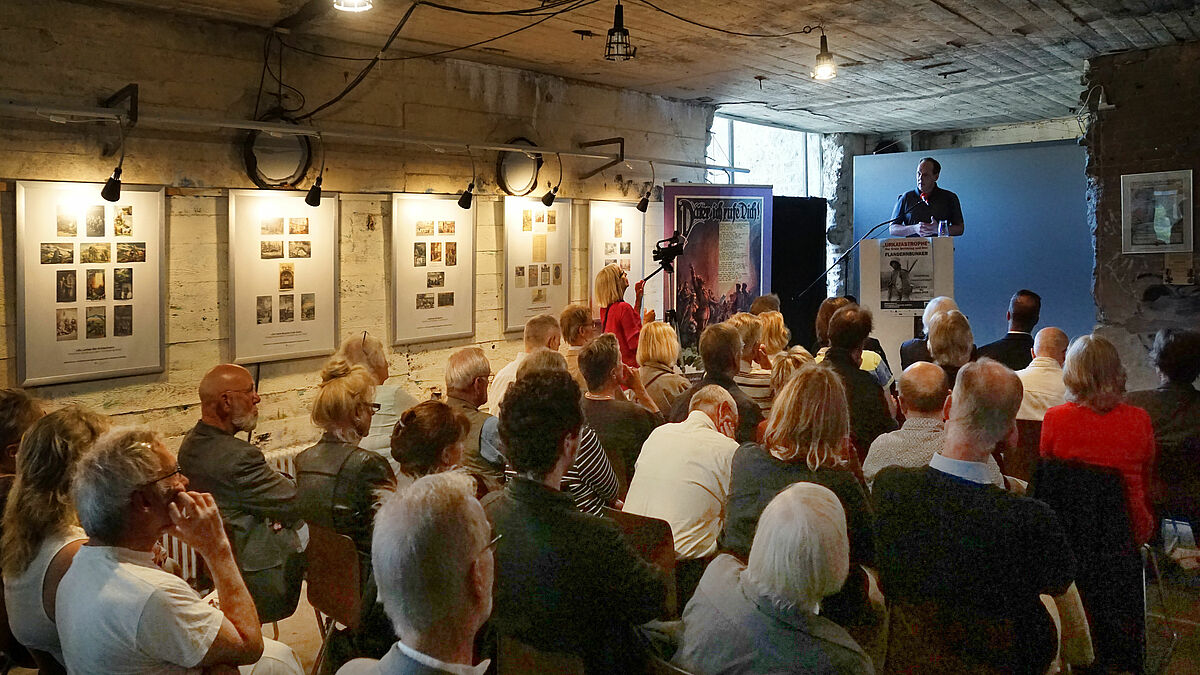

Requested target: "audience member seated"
[
  {"left": 514, "top": 349, "right": 621, "bottom": 512},
  {"left": 595, "top": 263, "right": 650, "bottom": 367},
  {"left": 814, "top": 298, "right": 892, "bottom": 387},
  {"left": 1016, "top": 327, "right": 1069, "bottom": 421},
  {"left": 727, "top": 312, "right": 775, "bottom": 413},
  {"left": 444, "top": 347, "right": 504, "bottom": 485},
  {"left": 748, "top": 293, "right": 780, "bottom": 315},
  {"left": 487, "top": 314, "right": 560, "bottom": 413},
  {"left": 3, "top": 407, "right": 107, "bottom": 668},
  {"left": 0, "top": 390, "right": 44, "bottom": 537},
  {"left": 669, "top": 324, "right": 763, "bottom": 444},
  {"left": 1041, "top": 334, "right": 1156, "bottom": 545},
  {"left": 623, "top": 385, "right": 740, "bottom": 605},
  {"left": 60, "top": 427, "right": 302, "bottom": 674},
  {"left": 579, "top": 334, "right": 663, "bottom": 483},
  {"left": 873, "top": 359, "right": 1075, "bottom": 675},
  {"left": 178, "top": 364, "right": 304, "bottom": 623},
  {"left": 336, "top": 331, "right": 418, "bottom": 456},
  {"left": 674, "top": 483, "right": 873, "bottom": 675},
  {"left": 637, "top": 321, "right": 691, "bottom": 413},
  {"left": 560, "top": 303, "right": 599, "bottom": 390},
  {"left": 483, "top": 371, "right": 668, "bottom": 674},
  {"left": 337, "top": 473, "right": 494, "bottom": 675},
  {"left": 821, "top": 306, "right": 897, "bottom": 459},
  {"left": 899, "top": 296, "right": 959, "bottom": 370},
  {"left": 977, "top": 289, "right": 1042, "bottom": 372},
  {"left": 1126, "top": 328, "right": 1200, "bottom": 521},
  {"left": 721, "top": 364, "right": 876, "bottom": 629},
  {"left": 754, "top": 349, "right": 816, "bottom": 442},
  {"left": 927, "top": 308, "right": 973, "bottom": 386},
  {"left": 760, "top": 310, "right": 810, "bottom": 366},
  {"left": 863, "top": 362, "right": 1003, "bottom": 489}
]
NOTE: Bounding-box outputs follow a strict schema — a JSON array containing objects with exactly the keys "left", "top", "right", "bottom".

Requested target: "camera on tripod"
[{"left": 651, "top": 233, "right": 687, "bottom": 274}]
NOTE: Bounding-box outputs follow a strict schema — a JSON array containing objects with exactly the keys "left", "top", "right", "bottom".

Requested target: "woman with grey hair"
[
  {"left": 336, "top": 331, "right": 419, "bottom": 455},
  {"left": 674, "top": 482, "right": 873, "bottom": 674}
]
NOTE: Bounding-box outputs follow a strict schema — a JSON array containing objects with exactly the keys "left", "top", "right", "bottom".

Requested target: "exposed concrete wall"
[
  {"left": 820, "top": 133, "right": 867, "bottom": 297},
  {"left": 0, "top": 0, "right": 710, "bottom": 451},
  {"left": 918, "top": 118, "right": 1079, "bottom": 150}
]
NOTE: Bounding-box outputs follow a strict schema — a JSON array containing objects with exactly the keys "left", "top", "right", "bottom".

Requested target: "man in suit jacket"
[
  {"left": 178, "top": 364, "right": 304, "bottom": 623},
  {"left": 977, "top": 289, "right": 1041, "bottom": 371},
  {"left": 873, "top": 358, "right": 1075, "bottom": 674}
]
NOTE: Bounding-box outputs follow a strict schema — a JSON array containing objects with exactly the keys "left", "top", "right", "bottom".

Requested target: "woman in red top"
[
  {"left": 1040, "top": 334, "right": 1157, "bottom": 545},
  {"left": 595, "top": 263, "right": 650, "bottom": 367}
]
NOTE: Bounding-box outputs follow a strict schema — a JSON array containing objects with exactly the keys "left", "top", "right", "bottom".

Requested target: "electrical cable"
[{"left": 631, "top": 0, "right": 822, "bottom": 38}]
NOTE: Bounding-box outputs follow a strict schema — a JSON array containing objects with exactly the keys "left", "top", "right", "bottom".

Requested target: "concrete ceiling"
[{"left": 103, "top": 0, "right": 1200, "bottom": 133}]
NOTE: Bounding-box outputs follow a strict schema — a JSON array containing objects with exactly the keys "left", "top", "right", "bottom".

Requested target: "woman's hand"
[{"left": 634, "top": 279, "right": 646, "bottom": 298}]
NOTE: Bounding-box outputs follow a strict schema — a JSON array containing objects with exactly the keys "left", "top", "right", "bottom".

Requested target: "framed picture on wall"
[
  {"left": 588, "top": 200, "right": 648, "bottom": 312},
  {"left": 229, "top": 190, "right": 339, "bottom": 364},
  {"left": 391, "top": 194, "right": 476, "bottom": 344},
  {"left": 16, "top": 181, "right": 166, "bottom": 386},
  {"left": 1121, "top": 169, "right": 1193, "bottom": 254},
  {"left": 503, "top": 196, "right": 572, "bottom": 332}
]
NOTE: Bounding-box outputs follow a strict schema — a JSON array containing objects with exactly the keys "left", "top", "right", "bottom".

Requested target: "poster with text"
[
  {"left": 229, "top": 190, "right": 338, "bottom": 364},
  {"left": 664, "top": 184, "right": 773, "bottom": 358},
  {"left": 879, "top": 238, "right": 934, "bottom": 315},
  {"left": 588, "top": 200, "right": 647, "bottom": 316},
  {"left": 16, "top": 181, "right": 165, "bottom": 386},
  {"left": 392, "top": 195, "right": 475, "bottom": 344},
  {"left": 504, "top": 196, "right": 571, "bottom": 332}
]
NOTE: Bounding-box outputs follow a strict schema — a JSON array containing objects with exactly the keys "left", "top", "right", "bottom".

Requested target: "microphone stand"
[{"left": 791, "top": 217, "right": 897, "bottom": 302}]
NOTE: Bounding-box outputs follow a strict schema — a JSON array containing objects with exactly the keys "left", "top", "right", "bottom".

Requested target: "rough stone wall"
[
  {"left": 820, "top": 133, "right": 867, "bottom": 296},
  {"left": 0, "top": 0, "right": 709, "bottom": 452},
  {"left": 1083, "top": 44, "right": 1200, "bottom": 390}
]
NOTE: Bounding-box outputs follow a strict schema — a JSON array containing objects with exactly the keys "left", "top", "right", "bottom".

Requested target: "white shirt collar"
[
  {"left": 393, "top": 640, "right": 490, "bottom": 675},
  {"left": 1026, "top": 356, "right": 1062, "bottom": 370},
  {"left": 929, "top": 452, "right": 994, "bottom": 485},
  {"left": 682, "top": 409, "right": 720, "bottom": 432}
]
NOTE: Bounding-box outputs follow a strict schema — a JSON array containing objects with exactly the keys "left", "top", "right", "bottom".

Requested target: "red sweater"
[
  {"left": 601, "top": 301, "right": 641, "bottom": 368},
  {"left": 1040, "top": 401, "right": 1157, "bottom": 545}
]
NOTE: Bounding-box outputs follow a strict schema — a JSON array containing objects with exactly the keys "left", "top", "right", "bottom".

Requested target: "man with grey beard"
[{"left": 179, "top": 363, "right": 305, "bottom": 623}]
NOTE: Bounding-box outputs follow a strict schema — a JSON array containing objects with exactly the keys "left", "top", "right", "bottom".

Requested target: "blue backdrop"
[{"left": 852, "top": 141, "right": 1095, "bottom": 345}]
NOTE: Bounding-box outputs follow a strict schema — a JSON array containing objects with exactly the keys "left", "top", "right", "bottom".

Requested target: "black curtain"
[{"left": 770, "top": 196, "right": 828, "bottom": 351}]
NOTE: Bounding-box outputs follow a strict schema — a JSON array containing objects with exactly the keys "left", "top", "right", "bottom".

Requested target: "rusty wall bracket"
[
  {"left": 100, "top": 83, "right": 138, "bottom": 157},
  {"left": 576, "top": 136, "right": 624, "bottom": 180}
]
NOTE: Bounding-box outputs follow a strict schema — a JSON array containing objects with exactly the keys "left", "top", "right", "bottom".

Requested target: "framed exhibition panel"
[
  {"left": 503, "top": 196, "right": 572, "bottom": 333},
  {"left": 229, "top": 190, "right": 339, "bottom": 364},
  {"left": 587, "top": 200, "right": 646, "bottom": 307},
  {"left": 16, "top": 181, "right": 166, "bottom": 386},
  {"left": 391, "top": 194, "right": 476, "bottom": 344},
  {"left": 1121, "top": 169, "right": 1193, "bottom": 254}
]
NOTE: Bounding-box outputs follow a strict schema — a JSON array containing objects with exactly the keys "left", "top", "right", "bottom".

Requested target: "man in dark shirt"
[
  {"left": 822, "top": 306, "right": 897, "bottom": 460},
  {"left": 890, "top": 157, "right": 965, "bottom": 237},
  {"left": 578, "top": 334, "right": 663, "bottom": 483},
  {"left": 483, "top": 370, "right": 668, "bottom": 675},
  {"left": 669, "top": 323, "right": 763, "bottom": 444},
  {"left": 977, "top": 289, "right": 1041, "bottom": 372}
]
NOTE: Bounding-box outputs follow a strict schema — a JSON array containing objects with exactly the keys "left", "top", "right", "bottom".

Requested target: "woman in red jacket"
[
  {"left": 1041, "top": 334, "right": 1157, "bottom": 545},
  {"left": 595, "top": 263, "right": 649, "bottom": 368}
]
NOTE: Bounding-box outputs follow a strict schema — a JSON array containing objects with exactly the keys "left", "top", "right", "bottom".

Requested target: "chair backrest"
[
  {"left": 305, "top": 523, "right": 363, "bottom": 630},
  {"left": 1029, "top": 458, "right": 1135, "bottom": 557},
  {"left": 497, "top": 635, "right": 585, "bottom": 675},
  {"left": 603, "top": 507, "right": 678, "bottom": 617},
  {"left": 1006, "top": 419, "right": 1043, "bottom": 482}
]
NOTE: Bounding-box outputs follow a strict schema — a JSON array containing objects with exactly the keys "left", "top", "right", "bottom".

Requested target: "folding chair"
[
  {"left": 304, "top": 524, "right": 362, "bottom": 675},
  {"left": 603, "top": 507, "right": 678, "bottom": 618}
]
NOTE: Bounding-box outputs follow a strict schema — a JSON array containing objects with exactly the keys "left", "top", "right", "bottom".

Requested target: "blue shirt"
[{"left": 929, "top": 452, "right": 996, "bottom": 485}]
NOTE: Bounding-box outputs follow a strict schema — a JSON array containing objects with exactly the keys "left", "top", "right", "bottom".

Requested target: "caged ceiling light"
[
  {"left": 333, "top": 0, "right": 373, "bottom": 12},
  {"left": 811, "top": 30, "right": 836, "bottom": 80},
  {"left": 605, "top": 0, "right": 635, "bottom": 61}
]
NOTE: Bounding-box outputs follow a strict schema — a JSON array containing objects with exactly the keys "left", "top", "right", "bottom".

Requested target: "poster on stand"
[
  {"left": 229, "top": 190, "right": 338, "bottom": 364},
  {"left": 878, "top": 238, "right": 934, "bottom": 315},
  {"left": 664, "top": 184, "right": 772, "bottom": 358},
  {"left": 16, "top": 181, "right": 165, "bottom": 386},
  {"left": 588, "top": 200, "right": 647, "bottom": 312},
  {"left": 504, "top": 196, "right": 572, "bottom": 332},
  {"left": 392, "top": 195, "right": 475, "bottom": 344}
]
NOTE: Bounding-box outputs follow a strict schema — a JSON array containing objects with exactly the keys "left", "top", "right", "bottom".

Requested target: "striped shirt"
[
  {"left": 506, "top": 424, "right": 619, "bottom": 515},
  {"left": 733, "top": 359, "right": 773, "bottom": 414}
]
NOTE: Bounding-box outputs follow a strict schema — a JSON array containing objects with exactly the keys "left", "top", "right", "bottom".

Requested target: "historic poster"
[
  {"left": 392, "top": 195, "right": 475, "bottom": 344},
  {"left": 504, "top": 196, "right": 572, "bottom": 332},
  {"left": 1121, "top": 169, "right": 1193, "bottom": 254}
]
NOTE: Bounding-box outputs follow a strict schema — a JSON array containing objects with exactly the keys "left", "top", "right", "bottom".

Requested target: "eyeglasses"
[
  {"left": 362, "top": 330, "right": 369, "bottom": 351},
  {"left": 362, "top": 402, "right": 382, "bottom": 413},
  {"left": 139, "top": 464, "right": 182, "bottom": 488},
  {"left": 475, "top": 373, "right": 495, "bottom": 384},
  {"left": 482, "top": 533, "right": 502, "bottom": 553}
]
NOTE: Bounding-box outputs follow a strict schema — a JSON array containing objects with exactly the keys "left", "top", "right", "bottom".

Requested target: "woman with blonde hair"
[
  {"left": 814, "top": 297, "right": 891, "bottom": 387},
  {"left": 3, "top": 406, "right": 109, "bottom": 669},
  {"left": 1041, "top": 334, "right": 1156, "bottom": 545},
  {"left": 759, "top": 310, "right": 806, "bottom": 366},
  {"left": 335, "top": 331, "right": 418, "bottom": 456},
  {"left": 927, "top": 309, "right": 974, "bottom": 386},
  {"left": 636, "top": 321, "right": 691, "bottom": 412},
  {"left": 595, "top": 262, "right": 650, "bottom": 367}
]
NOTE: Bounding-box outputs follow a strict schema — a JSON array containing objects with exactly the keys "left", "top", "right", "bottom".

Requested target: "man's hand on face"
[{"left": 168, "top": 491, "right": 232, "bottom": 560}]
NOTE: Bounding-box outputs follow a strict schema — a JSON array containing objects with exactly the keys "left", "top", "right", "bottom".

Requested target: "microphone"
[{"left": 919, "top": 192, "right": 930, "bottom": 206}]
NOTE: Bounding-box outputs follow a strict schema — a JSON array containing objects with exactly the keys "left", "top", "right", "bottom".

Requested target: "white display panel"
[
  {"left": 587, "top": 200, "right": 647, "bottom": 310},
  {"left": 391, "top": 194, "right": 476, "bottom": 344},
  {"left": 16, "top": 181, "right": 166, "bottom": 386},
  {"left": 503, "top": 196, "right": 572, "bottom": 332},
  {"left": 639, "top": 202, "right": 666, "bottom": 321},
  {"left": 229, "top": 190, "right": 338, "bottom": 364}
]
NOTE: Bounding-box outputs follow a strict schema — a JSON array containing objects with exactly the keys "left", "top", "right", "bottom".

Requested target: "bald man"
[
  {"left": 178, "top": 364, "right": 305, "bottom": 623},
  {"left": 1015, "top": 327, "right": 1069, "bottom": 422},
  {"left": 862, "top": 362, "right": 1003, "bottom": 488}
]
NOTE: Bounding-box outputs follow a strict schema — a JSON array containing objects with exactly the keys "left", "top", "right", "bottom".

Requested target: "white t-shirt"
[
  {"left": 485, "top": 352, "right": 526, "bottom": 414},
  {"left": 56, "top": 545, "right": 224, "bottom": 674},
  {"left": 4, "top": 525, "right": 86, "bottom": 663}
]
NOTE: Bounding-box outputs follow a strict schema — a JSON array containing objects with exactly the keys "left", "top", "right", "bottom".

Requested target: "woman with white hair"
[
  {"left": 335, "top": 331, "right": 419, "bottom": 455},
  {"left": 927, "top": 309, "right": 974, "bottom": 386},
  {"left": 674, "top": 482, "right": 873, "bottom": 674}
]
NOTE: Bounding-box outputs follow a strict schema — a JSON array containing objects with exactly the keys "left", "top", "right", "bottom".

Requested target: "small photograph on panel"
[
  {"left": 114, "top": 267, "right": 133, "bottom": 300},
  {"left": 553, "top": 263, "right": 562, "bottom": 286},
  {"left": 56, "top": 270, "right": 77, "bottom": 303},
  {"left": 86, "top": 205, "right": 106, "bottom": 237},
  {"left": 535, "top": 210, "right": 545, "bottom": 224},
  {"left": 416, "top": 293, "right": 435, "bottom": 310},
  {"left": 416, "top": 220, "right": 435, "bottom": 236},
  {"left": 85, "top": 307, "right": 106, "bottom": 339},
  {"left": 289, "top": 217, "right": 309, "bottom": 235},
  {"left": 56, "top": 308, "right": 78, "bottom": 341},
  {"left": 604, "top": 258, "right": 617, "bottom": 267},
  {"left": 620, "top": 242, "right": 631, "bottom": 255},
  {"left": 438, "top": 292, "right": 454, "bottom": 307},
  {"left": 427, "top": 271, "right": 445, "bottom": 288},
  {"left": 614, "top": 218, "right": 622, "bottom": 238},
  {"left": 438, "top": 220, "right": 456, "bottom": 235},
  {"left": 256, "top": 295, "right": 273, "bottom": 324},
  {"left": 279, "top": 263, "right": 295, "bottom": 291},
  {"left": 620, "top": 258, "right": 631, "bottom": 272},
  {"left": 114, "top": 206, "right": 133, "bottom": 236},
  {"left": 547, "top": 211, "right": 556, "bottom": 226},
  {"left": 604, "top": 242, "right": 617, "bottom": 255},
  {"left": 261, "top": 217, "right": 285, "bottom": 235},
  {"left": 431, "top": 242, "right": 442, "bottom": 263},
  {"left": 80, "top": 243, "right": 111, "bottom": 264},
  {"left": 260, "top": 241, "right": 284, "bottom": 259},
  {"left": 57, "top": 206, "right": 78, "bottom": 237},
  {"left": 86, "top": 269, "right": 105, "bottom": 301},
  {"left": 414, "top": 242, "right": 427, "bottom": 267},
  {"left": 540, "top": 264, "right": 550, "bottom": 286},
  {"left": 522, "top": 210, "right": 532, "bottom": 231},
  {"left": 279, "top": 294, "right": 294, "bottom": 323},
  {"left": 532, "top": 288, "right": 546, "bottom": 304},
  {"left": 114, "top": 305, "right": 133, "bottom": 337},
  {"left": 301, "top": 293, "right": 316, "bottom": 321},
  {"left": 527, "top": 266, "right": 538, "bottom": 287},
  {"left": 288, "top": 240, "right": 312, "bottom": 258},
  {"left": 515, "top": 266, "right": 525, "bottom": 288},
  {"left": 116, "top": 242, "right": 146, "bottom": 263},
  {"left": 445, "top": 242, "right": 457, "bottom": 266},
  {"left": 41, "top": 243, "right": 74, "bottom": 265}
]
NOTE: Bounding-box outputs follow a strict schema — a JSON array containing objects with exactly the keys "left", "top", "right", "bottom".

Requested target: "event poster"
[
  {"left": 588, "top": 200, "right": 647, "bottom": 310},
  {"left": 16, "top": 181, "right": 165, "bottom": 386},
  {"left": 664, "top": 184, "right": 773, "bottom": 356},
  {"left": 392, "top": 194, "right": 475, "bottom": 344},
  {"left": 229, "top": 190, "right": 338, "bottom": 364},
  {"left": 879, "top": 238, "right": 934, "bottom": 315},
  {"left": 504, "top": 196, "right": 571, "bottom": 332}
]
